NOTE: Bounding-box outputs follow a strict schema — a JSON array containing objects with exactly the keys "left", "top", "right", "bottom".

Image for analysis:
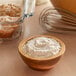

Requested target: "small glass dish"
[
  {"left": 0, "top": 3, "right": 23, "bottom": 43},
  {"left": 0, "top": 0, "right": 36, "bottom": 43}
]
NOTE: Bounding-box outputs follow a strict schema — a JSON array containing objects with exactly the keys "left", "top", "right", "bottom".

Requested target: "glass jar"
[{"left": 0, "top": 0, "right": 36, "bottom": 42}]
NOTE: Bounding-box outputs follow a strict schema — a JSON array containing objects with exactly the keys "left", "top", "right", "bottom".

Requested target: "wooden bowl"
[
  {"left": 50, "top": 0, "right": 76, "bottom": 14},
  {"left": 18, "top": 35, "right": 65, "bottom": 71}
]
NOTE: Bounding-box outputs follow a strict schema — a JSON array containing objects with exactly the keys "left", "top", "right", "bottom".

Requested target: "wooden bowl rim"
[{"left": 18, "top": 35, "right": 65, "bottom": 61}]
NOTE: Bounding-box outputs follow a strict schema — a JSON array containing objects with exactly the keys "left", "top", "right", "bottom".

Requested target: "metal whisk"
[{"left": 39, "top": 7, "right": 76, "bottom": 33}]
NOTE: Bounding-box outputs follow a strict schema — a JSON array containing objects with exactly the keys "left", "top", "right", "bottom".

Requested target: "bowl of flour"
[{"left": 18, "top": 35, "right": 65, "bottom": 71}]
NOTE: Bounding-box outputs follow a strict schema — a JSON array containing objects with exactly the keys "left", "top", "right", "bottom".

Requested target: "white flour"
[{"left": 23, "top": 37, "right": 61, "bottom": 59}]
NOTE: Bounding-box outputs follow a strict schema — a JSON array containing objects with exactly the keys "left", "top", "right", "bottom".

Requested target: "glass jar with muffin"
[{"left": 0, "top": 0, "right": 36, "bottom": 42}]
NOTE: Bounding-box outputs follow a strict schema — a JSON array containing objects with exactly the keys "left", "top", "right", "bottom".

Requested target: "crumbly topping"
[{"left": 0, "top": 4, "right": 21, "bottom": 17}]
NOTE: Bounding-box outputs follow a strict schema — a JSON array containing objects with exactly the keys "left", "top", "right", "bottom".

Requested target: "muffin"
[{"left": 18, "top": 35, "right": 65, "bottom": 71}]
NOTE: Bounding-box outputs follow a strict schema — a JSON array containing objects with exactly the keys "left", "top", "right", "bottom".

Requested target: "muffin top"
[{"left": 23, "top": 36, "right": 61, "bottom": 59}]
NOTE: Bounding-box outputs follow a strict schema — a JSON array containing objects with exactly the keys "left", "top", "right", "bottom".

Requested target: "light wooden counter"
[{"left": 0, "top": 2, "right": 76, "bottom": 76}]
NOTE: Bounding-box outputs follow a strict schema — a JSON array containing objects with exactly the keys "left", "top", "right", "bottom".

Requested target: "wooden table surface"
[{"left": 0, "top": 2, "right": 76, "bottom": 76}]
